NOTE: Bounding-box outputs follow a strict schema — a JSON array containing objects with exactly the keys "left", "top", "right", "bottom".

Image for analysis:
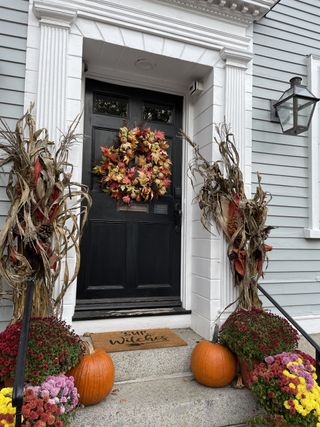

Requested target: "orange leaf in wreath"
[{"left": 101, "top": 146, "right": 117, "bottom": 163}]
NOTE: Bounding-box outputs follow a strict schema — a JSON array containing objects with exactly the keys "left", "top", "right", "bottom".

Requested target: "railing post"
[{"left": 12, "top": 278, "right": 35, "bottom": 427}]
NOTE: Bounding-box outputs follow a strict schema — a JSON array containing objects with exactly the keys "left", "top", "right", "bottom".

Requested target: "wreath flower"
[{"left": 94, "top": 127, "right": 172, "bottom": 204}]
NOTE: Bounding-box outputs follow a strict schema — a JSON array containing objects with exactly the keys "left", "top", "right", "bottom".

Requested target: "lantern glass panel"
[
  {"left": 297, "top": 98, "right": 315, "bottom": 131},
  {"left": 278, "top": 87, "right": 294, "bottom": 103},
  {"left": 276, "top": 98, "right": 293, "bottom": 133}
]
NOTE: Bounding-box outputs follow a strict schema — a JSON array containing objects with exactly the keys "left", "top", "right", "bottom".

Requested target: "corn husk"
[
  {"left": 0, "top": 108, "right": 92, "bottom": 320},
  {"left": 183, "top": 123, "right": 273, "bottom": 309}
]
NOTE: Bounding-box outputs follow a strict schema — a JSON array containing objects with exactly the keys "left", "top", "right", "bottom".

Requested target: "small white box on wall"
[{"left": 189, "top": 80, "right": 203, "bottom": 96}]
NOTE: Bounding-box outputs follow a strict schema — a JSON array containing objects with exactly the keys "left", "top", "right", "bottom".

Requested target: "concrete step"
[
  {"left": 71, "top": 376, "right": 261, "bottom": 427},
  {"left": 104, "top": 328, "right": 201, "bottom": 382}
]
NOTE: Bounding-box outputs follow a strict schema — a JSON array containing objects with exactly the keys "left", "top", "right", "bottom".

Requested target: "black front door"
[{"left": 75, "top": 79, "right": 183, "bottom": 316}]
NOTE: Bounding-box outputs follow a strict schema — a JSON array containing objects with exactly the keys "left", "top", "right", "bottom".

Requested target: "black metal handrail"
[
  {"left": 257, "top": 283, "right": 320, "bottom": 382},
  {"left": 12, "top": 278, "right": 35, "bottom": 427}
]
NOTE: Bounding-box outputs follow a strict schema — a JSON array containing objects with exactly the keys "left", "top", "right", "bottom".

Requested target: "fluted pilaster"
[
  {"left": 37, "top": 24, "right": 68, "bottom": 142},
  {"left": 220, "top": 48, "right": 252, "bottom": 174},
  {"left": 33, "top": 1, "right": 77, "bottom": 141}
]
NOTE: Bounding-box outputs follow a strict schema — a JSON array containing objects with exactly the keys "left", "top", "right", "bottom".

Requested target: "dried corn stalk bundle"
[
  {"left": 183, "top": 123, "right": 273, "bottom": 309},
  {"left": 0, "top": 108, "right": 91, "bottom": 320}
]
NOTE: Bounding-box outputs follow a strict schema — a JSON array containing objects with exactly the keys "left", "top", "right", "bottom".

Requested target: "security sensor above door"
[{"left": 189, "top": 80, "right": 203, "bottom": 96}]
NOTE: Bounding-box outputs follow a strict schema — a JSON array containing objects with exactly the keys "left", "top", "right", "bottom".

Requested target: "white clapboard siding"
[
  {"left": 253, "top": 0, "right": 320, "bottom": 318},
  {"left": 0, "top": 0, "right": 28, "bottom": 330}
]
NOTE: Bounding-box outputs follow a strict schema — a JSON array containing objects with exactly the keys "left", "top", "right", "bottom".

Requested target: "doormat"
[{"left": 87, "top": 328, "right": 188, "bottom": 353}]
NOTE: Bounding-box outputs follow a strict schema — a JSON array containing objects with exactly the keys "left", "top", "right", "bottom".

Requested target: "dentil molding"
[{"left": 154, "top": 0, "right": 277, "bottom": 23}]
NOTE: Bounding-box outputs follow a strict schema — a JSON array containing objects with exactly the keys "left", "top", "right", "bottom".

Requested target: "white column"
[
  {"left": 33, "top": 1, "right": 77, "bottom": 142},
  {"left": 219, "top": 48, "right": 253, "bottom": 317}
]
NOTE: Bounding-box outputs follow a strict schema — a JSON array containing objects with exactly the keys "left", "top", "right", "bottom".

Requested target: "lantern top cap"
[
  {"left": 275, "top": 76, "right": 319, "bottom": 106},
  {"left": 290, "top": 76, "right": 302, "bottom": 87}
]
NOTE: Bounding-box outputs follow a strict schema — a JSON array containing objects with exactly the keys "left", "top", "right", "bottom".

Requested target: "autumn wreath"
[{"left": 94, "top": 126, "right": 172, "bottom": 204}]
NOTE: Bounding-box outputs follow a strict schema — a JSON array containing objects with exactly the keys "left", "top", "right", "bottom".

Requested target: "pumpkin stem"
[
  {"left": 211, "top": 323, "right": 220, "bottom": 343},
  {"left": 81, "top": 339, "right": 95, "bottom": 355}
]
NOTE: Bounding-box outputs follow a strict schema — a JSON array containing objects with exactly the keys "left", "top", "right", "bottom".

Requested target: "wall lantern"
[{"left": 271, "top": 76, "right": 320, "bottom": 135}]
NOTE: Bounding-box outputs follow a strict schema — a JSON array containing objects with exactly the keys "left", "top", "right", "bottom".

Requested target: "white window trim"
[{"left": 304, "top": 54, "right": 320, "bottom": 239}]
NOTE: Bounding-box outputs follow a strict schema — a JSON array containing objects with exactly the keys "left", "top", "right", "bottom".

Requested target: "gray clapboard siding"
[
  {"left": 0, "top": 0, "right": 28, "bottom": 330},
  {"left": 270, "top": 239, "right": 320, "bottom": 249},
  {"left": 253, "top": 128, "right": 307, "bottom": 146},
  {"left": 271, "top": 196, "right": 308, "bottom": 208},
  {"left": 254, "top": 175, "right": 308, "bottom": 188},
  {"left": 254, "top": 142, "right": 308, "bottom": 158},
  {"left": 253, "top": 153, "right": 308, "bottom": 168},
  {"left": 253, "top": 0, "right": 320, "bottom": 318},
  {"left": 269, "top": 250, "right": 320, "bottom": 261},
  {"left": 0, "top": 46, "right": 26, "bottom": 63},
  {"left": 254, "top": 164, "right": 308, "bottom": 178},
  {"left": 265, "top": 271, "right": 320, "bottom": 281},
  {"left": 254, "top": 59, "right": 306, "bottom": 76},
  {"left": 0, "top": 60, "right": 26, "bottom": 77},
  {"left": 255, "top": 15, "right": 319, "bottom": 38},
  {"left": 262, "top": 303, "right": 320, "bottom": 316},
  {"left": 0, "top": 0, "right": 28, "bottom": 12}
]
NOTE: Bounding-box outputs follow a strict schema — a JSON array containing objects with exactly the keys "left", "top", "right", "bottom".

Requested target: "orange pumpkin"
[
  {"left": 68, "top": 342, "right": 114, "bottom": 406},
  {"left": 191, "top": 328, "right": 236, "bottom": 387}
]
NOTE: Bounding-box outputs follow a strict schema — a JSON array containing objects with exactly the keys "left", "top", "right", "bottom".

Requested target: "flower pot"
[{"left": 239, "top": 359, "right": 258, "bottom": 388}]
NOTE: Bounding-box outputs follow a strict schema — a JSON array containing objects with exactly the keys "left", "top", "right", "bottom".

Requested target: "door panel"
[
  {"left": 86, "top": 221, "right": 127, "bottom": 290},
  {"left": 136, "top": 223, "right": 172, "bottom": 287},
  {"left": 76, "top": 79, "right": 183, "bottom": 310}
]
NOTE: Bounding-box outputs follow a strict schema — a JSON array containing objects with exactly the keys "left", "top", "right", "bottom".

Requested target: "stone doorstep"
[
  {"left": 84, "top": 328, "right": 320, "bottom": 383},
  {"left": 84, "top": 328, "right": 202, "bottom": 383},
  {"left": 71, "top": 375, "right": 261, "bottom": 427}
]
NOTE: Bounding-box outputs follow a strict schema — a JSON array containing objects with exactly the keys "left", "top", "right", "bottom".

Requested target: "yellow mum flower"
[
  {"left": 0, "top": 387, "right": 16, "bottom": 427},
  {"left": 282, "top": 369, "right": 295, "bottom": 378},
  {"left": 284, "top": 401, "right": 290, "bottom": 410},
  {"left": 297, "top": 384, "right": 306, "bottom": 393}
]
